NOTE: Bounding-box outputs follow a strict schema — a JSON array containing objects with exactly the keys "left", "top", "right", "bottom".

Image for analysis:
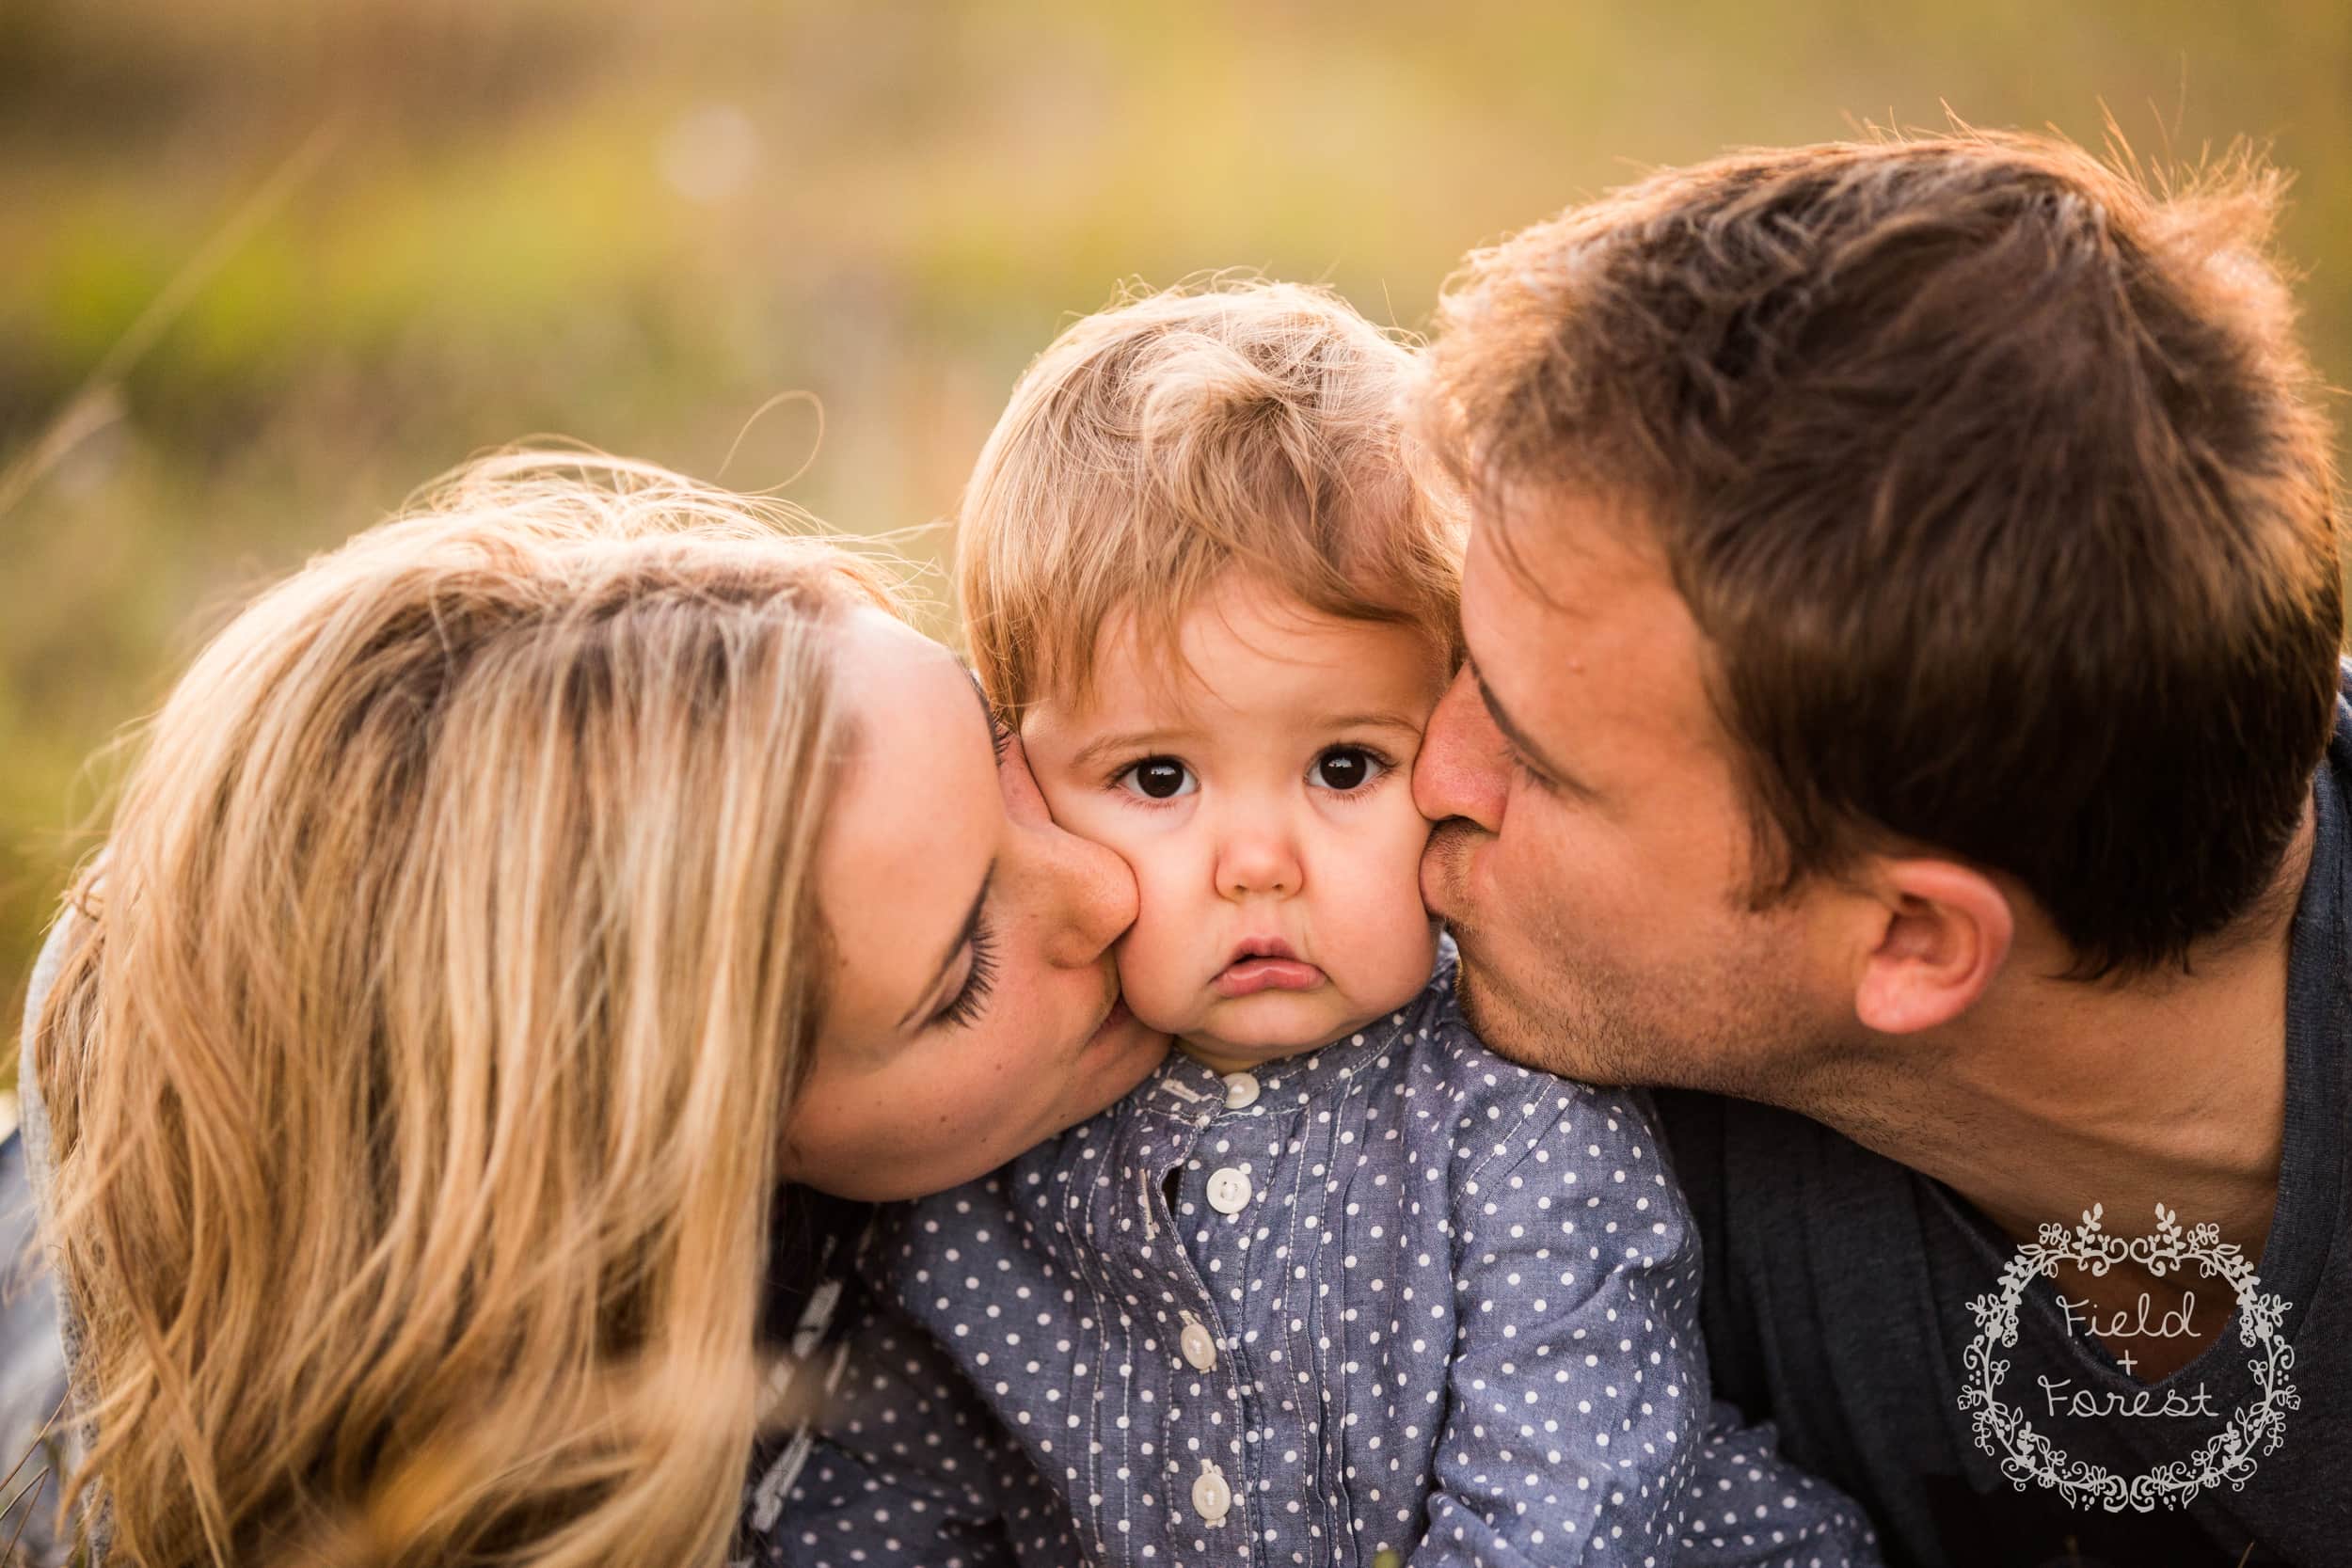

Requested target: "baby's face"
[{"left": 1022, "top": 576, "right": 1448, "bottom": 1070}]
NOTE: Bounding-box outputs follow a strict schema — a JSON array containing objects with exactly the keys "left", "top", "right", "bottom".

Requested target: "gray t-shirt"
[{"left": 1657, "top": 685, "right": 2352, "bottom": 1567}]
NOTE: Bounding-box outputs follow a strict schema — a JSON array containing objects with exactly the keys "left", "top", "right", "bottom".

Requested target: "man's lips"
[{"left": 1420, "top": 819, "right": 1478, "bottom": 919}]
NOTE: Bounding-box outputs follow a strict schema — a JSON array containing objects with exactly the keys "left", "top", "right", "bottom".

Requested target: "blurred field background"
[{"left": 4, "top": 0, "right": 2349, "bottom": 1027}]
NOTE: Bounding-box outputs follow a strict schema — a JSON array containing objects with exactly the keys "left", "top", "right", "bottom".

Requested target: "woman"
[{"left": 18, "top": 451, "right": 1168, "bottom": 1565}]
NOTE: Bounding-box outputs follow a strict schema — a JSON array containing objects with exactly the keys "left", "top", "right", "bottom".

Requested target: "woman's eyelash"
[
  {"left": 961, "top": 667, "right": 1012, "bottom": 762},
  {"left": 933, "top": 917, "right": 999, "bottom": 1030}
]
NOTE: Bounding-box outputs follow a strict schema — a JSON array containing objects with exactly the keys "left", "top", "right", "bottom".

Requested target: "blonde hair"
[
  {"left": 958, "top": 277, "right": 1466, "bottom": 718},
  {"left": 30, "top": 451, "right": 901, "bottom": 1566}
]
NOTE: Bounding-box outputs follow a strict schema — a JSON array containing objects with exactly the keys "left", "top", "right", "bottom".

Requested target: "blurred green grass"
[{"left": 6, "top": 0, "right": 2350, "bottom": 1039}]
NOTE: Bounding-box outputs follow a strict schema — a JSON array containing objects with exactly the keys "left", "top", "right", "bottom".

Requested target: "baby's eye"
[
  {"left": 1116, "top": 756, "right": 1197, "bottom": 801},
  {"left": 1310, "top": 745, "right": 1389, "bottom": 793}
]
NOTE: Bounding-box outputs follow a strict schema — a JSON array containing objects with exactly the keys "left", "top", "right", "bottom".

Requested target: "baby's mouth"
[{"left": 1214, "top": 937, "right": 1325, "bottom": 999}]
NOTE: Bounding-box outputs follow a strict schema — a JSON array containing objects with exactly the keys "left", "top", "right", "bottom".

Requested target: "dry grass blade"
[
  {"left": 0, "top": 116, "right": 344, "bottom": 522},
  {"left": 1, "top": 1471, "right": 45, "bottom": 1564},
  {"left": 0, "top": 1399, "right": 63, "bottom": 1520}
]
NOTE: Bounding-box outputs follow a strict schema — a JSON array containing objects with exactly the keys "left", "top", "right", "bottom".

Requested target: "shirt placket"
[
  {"left": 1248, "top": 1059, "right": 1357, "bottom": 1565},
  {"left": 1140, "top": 1066, "right": 1264, "bottom": 1565}
]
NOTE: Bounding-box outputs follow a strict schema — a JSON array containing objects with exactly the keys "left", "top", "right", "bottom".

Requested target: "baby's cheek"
[
  {"left": 1364, "top": 896, "right": 1440, "bottom": 1007},
  {"left": 1110, "top": 911, "right": 1203, "bottom": 1037},
  {"left": 1328, "top": 817, "right": 1441, "bottom": 999},
  {"left": 1106, "top": 845, "right": 1209, "bottom": 1028}
]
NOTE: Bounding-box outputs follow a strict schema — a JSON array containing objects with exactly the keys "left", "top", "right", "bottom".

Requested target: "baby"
[{"left": 775, "top": 283, "right": 1875, "bottom": 1568}]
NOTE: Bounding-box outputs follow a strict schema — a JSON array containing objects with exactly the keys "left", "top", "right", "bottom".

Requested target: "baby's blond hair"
[{"left": 958, "top": 277, "right": 1465, "bottom": 718}]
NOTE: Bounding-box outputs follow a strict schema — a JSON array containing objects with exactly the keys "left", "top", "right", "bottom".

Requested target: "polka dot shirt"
[{"left": 766, "top": 958, "right": 1877, "bottom": 1567}]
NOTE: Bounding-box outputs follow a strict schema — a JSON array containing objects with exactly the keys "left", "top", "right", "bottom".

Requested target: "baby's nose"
[{"left": 1216, "top": 830, "right": 1303, "bottom": 899}]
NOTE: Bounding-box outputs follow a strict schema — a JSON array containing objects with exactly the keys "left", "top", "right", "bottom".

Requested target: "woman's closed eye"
[
  {"left": 1309, "top": 743, "right": 1393, "bottom": 793},
  {"left": 1114, "top": 755, "right": 1196, "bottom": 802},
  {"left": 931, "top": 916, "right": 1000, "bottom": 1030}
]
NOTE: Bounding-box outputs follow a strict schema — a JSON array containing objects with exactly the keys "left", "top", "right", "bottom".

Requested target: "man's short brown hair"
[{"left": 1421, "top": 131, "right": 2343, "bottom": 977}]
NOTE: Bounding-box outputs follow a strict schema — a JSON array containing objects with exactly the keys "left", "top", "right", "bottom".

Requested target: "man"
[{"left": 1410, "top": 132, "right": 2347, "bottom": 1567}]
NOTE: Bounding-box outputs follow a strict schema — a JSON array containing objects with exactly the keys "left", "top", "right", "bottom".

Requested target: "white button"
[
  {"left": 1191, "top": 1461, "right": 1232, "bottom": 1524},
  {"left": 1221, "top": 1071, "right": 1260, "bottom": 1109},
  {"left": 1205, "top": 1167, "right": 1251, "bottom": 1213},
  {"left": 1180, "top": 1322, "right": 1217, "bottom": 1371}
]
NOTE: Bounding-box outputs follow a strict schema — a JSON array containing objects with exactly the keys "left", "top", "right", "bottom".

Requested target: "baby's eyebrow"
[
  {"left": 1072, "top": 726, "right": 1202, "bottom": 770},
  {"left": 1319, "top": 710, "right": 1427, "bottom": 735}
]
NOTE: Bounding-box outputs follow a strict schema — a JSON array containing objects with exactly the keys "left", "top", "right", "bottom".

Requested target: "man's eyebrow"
[
  {"left": 1470, "top": 657, "right": 1596, "bottom": 798},
  {"left": 898, "top": 860, "right": 995, "bottom": 1031}
]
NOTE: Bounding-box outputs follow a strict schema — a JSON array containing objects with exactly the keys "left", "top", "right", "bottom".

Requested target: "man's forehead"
[
  {"left": 1479, "top": 485, "right": 1667, "bottom": 613},
  {"left": 1464, "top": 495, "right": 1710, "bottom": 732}
]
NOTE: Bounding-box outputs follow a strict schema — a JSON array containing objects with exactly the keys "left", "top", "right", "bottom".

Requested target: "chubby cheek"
[
  {"left": 1321, "top": 811, "right": 1439, "bottom": 1003},
  {"left": 1112, "top": 893, "right": 1211, "bottom": 1037},
  {"left": 1078, "top": 831, "right": 1201, "bottom": 1035}
]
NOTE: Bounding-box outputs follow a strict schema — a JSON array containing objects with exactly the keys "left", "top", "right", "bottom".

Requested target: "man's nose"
[{"left": 1413, "top": 667, "right": 1509, "bottom": 834}]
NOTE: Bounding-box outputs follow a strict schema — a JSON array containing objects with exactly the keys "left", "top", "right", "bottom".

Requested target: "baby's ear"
[{"left": 1850, "top": 859, "right": 2013, "bottom": 1035}]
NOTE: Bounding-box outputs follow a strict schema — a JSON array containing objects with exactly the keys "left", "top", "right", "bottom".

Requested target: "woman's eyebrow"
[{"left": 898, "top": 861, "right": 996, "bottom": 1031}]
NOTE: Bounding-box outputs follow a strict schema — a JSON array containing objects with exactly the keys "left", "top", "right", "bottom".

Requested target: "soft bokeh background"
[{"left": 5, "top": 0, "right": 2349, "bottom": 1023}]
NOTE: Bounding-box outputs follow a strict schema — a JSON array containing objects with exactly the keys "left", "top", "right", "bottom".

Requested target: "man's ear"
[{"left": 1851, "top": 860, "right": 2013, "bottom": 1035}]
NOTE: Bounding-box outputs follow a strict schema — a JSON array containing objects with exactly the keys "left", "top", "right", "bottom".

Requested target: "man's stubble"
[{"left": 1435, "top": 823, "right": 1831, "bottom": 1108}]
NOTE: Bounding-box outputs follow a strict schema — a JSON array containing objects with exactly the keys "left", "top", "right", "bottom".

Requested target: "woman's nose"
[
  {"left": 1001, "top": 734, "right": 1138, "bottom": 968},
  {"left": 1041, "top": 826, "right": 1139, "bottom": 967},
  {"left": 1412, "top": 667, "right": 1509, "bottom": 834}
]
